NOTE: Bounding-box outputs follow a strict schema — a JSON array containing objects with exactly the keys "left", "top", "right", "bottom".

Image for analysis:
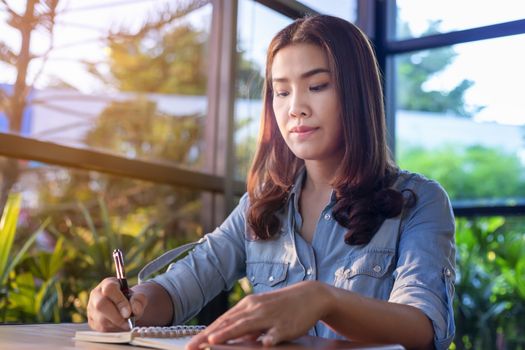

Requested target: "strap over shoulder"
[{"left": 138, "top": 237, "right": 207, "bottom": 284}]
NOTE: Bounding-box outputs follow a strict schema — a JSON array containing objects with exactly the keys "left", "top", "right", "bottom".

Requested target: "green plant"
[
  {"left": 49, "top": 196, "right": 185, "bottom": 322},
  {"left": 7, "top": 237, "right": 65, "bottom": 323},
  {"left": 454, "top": 217, "right": 525, "bottom": 350},
  {"left": 0, "top": 193, "right": 50, "bottom": 322}
]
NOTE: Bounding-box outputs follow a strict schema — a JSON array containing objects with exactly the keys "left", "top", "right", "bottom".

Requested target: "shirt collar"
[{"left": 288, "top": 166, "right": 337, "bottom": 208}]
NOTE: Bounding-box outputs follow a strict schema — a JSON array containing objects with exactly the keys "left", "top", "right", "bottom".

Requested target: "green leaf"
[
  {"left": 1, "top": 218, "right": 50, "bottom": 286},
  {"left": 0, "top": 194, "right": 21, "bottom": 284},
  {"left": 48, "top": 237, "right": 65, "bottom": 278},
  {"left": 98, "top": 196, "right": 120, "bottom": 251}
]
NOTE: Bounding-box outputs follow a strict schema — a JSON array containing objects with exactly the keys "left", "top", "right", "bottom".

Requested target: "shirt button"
[
  {"left": 268, "top": 276, "right": 274, "bottom": 282},
  {"left": 324, "top": 213, "right": 331, "bottom": 220},
  {"left": 373, "top": 265, "right": 382, "bottom": 273},
  {"left": 306, "top": 268, "right": 313, "bottom": 275},
  {"left": 250, "top": 275, "right": 255, "bottom": 282},
  {"left": 445, "top": 268, "right": 452, "bottom": 277}
]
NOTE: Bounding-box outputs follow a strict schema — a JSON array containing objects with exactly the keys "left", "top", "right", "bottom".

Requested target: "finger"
[
  {"left": 199, "top": 307, "right": 247, "bottom": 336},
  {"left": 130, "top": 292, "right": 147, "bottom": 319},
  {"left": 260, "top": 328, "right": 279, "bottom": 347},
  {"left": 88, "top": 293, "right": 128, "bottom": 332},
  {"left": 100, "top": 277, "right": 133, "bottom": 318},
  {"left": 186, "top": 331, "right": 210, "bottom": 350},
  {"left": 207, "top": 316, "right": 267, "bottom": 345},
  {"left": 88, "top": 278, "right": 131, "bottom": 330},
  {"left": 186, "top": 311, "right": 249, "bottom": 350}
]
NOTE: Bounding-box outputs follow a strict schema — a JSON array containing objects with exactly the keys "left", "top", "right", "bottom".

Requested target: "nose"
[{"left": 288, "top": 93, "right": 311, "bottom": 118}]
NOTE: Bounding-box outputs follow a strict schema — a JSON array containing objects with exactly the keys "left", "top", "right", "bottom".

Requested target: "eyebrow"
[{"left": 272, "top": 68, "right": 331, "bottom": 83}]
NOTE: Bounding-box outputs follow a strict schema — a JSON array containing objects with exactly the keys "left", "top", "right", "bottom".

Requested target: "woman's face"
[{"left": 271, "top": 43, "right": 344, "bottom": 164}]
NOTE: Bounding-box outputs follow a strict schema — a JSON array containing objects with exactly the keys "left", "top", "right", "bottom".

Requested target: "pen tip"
[{"left": 128, "top": 317, "right": 136, "bottom": 330}]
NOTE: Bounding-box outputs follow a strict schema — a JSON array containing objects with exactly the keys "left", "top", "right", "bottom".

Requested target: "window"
[
  {"left": 375, "top": 0, "right": 525, "bottom": 214},
  {"left": 395, "top": 35, "right": 525, "bottom": 206},
  {"left": 0, "top": 0, "right": 212, "bottom": 168}
]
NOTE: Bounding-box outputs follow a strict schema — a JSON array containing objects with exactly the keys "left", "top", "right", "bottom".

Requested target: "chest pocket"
[
  {"left": 246, "top": 262, "right": 289, "bottom": 293},
  {"left": 333, "top": 250, "right": 395, "bottom": 299}
]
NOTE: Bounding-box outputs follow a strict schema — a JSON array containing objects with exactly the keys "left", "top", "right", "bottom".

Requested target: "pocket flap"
[
  {"left": 246, "top": 262, "right": 288, "bottom": 287},
  {"left": 338, "top": 250, "right": 394, "bottom": 279}
]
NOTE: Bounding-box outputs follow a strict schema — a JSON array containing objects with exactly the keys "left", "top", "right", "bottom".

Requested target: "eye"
[
  {"left": 310, "top": 83, "right": 329, "bottom": 92},
  {"left": 274, "top": 90, "right": 289, "bottom": 98}
]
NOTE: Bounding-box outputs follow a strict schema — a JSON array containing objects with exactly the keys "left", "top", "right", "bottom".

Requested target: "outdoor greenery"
[
  {"left": 0, "top": 191, "right": 201, "bottom": 323},
  {"left": 453, "top": 217, "right": 525, "bottom": 350},
  {"left": 398, "top": 144, "right": 525, "bottom": 201}
]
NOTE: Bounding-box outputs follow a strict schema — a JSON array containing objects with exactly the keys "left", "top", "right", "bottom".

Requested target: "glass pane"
[
  {"left": 0, "top": 156, "right": 206, "bottom": 323},
  {"left": 234, "top": 1, "right": 293, "bottom": 180},
  {"left": 299, "top": 0, "right": 357, "bottom": 22},
  {"left": 0, "top": 1, "right": 212, "bottom": 170},
  {"left": 395, "top": 35, "right": 525, "bottom": 206},
  {"left": 396, "top": 0, "right": 525, "bottom": 39}
]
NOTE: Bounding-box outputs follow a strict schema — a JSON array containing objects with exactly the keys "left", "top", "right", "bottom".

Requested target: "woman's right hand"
[{"left": 87, "top": 277, "right": 148, "bottom": 332}]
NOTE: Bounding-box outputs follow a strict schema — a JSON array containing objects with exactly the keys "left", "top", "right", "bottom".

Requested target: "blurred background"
[{"left": 0, "top": 1, "right": 524, "bottom": 349}]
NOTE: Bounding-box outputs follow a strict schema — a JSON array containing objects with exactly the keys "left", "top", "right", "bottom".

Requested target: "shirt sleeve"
[
  {"left": 389, "top": 177, "right": 456, "bottom": 350},
  {"left": 150, "top": 193, "right": 249, "bottom": 325}
]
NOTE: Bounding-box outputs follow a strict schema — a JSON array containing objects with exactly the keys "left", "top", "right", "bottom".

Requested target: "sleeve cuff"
[{"left": 390, "top": 281, "right": 455, "bottom": 350}]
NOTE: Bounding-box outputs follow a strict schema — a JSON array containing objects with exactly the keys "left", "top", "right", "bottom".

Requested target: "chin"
[{"left": 290, "top": 151, "right": 321, "bottom": 161}]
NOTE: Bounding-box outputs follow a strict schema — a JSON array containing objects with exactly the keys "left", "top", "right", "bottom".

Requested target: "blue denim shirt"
[{"left": 152, "top": 169, "right": 456, "bottom": 350}]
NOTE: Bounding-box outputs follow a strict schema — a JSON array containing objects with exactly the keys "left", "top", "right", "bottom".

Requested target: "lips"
[{"left": 290, "top": 125, "right": 318, "bottom": 133}]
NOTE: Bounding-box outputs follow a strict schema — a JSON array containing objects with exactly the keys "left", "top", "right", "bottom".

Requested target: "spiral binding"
[{"left": 131, "top": 325, "right": 206, "bottom": 338}]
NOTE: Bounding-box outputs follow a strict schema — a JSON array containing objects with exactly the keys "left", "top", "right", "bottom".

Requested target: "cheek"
[{"left": 272, "top": 102, "right": 288, "bottom": 132}]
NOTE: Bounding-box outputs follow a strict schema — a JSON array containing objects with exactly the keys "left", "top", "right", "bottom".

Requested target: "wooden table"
[{"left": 0, "top": 323, "right": 404, "bottom": 350}]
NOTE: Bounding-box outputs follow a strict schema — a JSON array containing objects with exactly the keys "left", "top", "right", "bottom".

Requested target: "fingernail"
[
  {"left": 261, "top": 335, "right": 275, "bottom": 347},
  {"left": 120, "top": 307, "right": 130, "bottom": 318},
  {"left": 198, "top": 343, "right": 211, "bottom": 349}
]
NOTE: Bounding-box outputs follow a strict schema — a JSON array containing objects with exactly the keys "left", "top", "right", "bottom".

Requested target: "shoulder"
[
  {"left": 218, "top": 192, "right": 251, "bottom": 232},
  {"left": 227, "top": 192, "right": 251, "bottom": 221},
  {"left": 394, "top": 170, "right": 454, "bottom": 226},
  {"left": 395, "top": 170, "right": 450, "bottom": 203}
]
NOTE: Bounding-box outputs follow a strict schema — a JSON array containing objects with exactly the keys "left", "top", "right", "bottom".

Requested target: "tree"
[
  {"left": 396, "top": 20, "right": 483, "bottom": 117},
  {"left": 0, "top": 0, "right": 59, "bottom": 217},
  {"left": 97, "top": 23, "right": 208, "bottom": 95},
  {"left": 398, "top": 144, "right": 525, "bottom": 201}
]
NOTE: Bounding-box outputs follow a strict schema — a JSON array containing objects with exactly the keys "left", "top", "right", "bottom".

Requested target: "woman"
[{"left": 87, "top": 15, "right": 455, "bottom": 350}]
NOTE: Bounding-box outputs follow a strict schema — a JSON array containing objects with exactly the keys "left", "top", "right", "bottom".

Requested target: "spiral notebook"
[{"left": 74, "top": 325, "right": 205, "bottom": 350}]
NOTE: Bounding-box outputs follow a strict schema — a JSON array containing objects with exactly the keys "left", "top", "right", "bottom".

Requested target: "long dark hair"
[{"left": 247, "top": 15, "right": 411, "bottom": 245}]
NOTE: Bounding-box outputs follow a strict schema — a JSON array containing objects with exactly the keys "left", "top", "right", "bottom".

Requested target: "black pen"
[{"left": 112, "top": 248, "right": 136, "bottom": 330}]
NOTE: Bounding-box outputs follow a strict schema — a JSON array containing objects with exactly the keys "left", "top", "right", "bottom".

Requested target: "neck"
[{"left": 303, "top": 159, "right": 339, "bottom": 193}]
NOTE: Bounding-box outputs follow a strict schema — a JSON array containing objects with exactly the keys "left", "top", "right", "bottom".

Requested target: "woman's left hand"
[{"left": 186, "top": 280, "right": 331, "bottom": 350}]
